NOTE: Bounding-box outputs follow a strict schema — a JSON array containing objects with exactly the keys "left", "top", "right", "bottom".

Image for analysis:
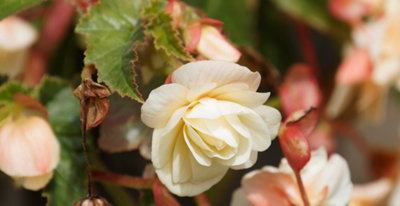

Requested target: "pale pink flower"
[
  {"left": 184, "top": 23, "right": 241, "bottom": 62},
  {"left": 0, "top": 116, "right": 60, "bottom": 190},
  {"left": 0, "top": 16, "right": 37, "bottom": 78},
  {"left": 141, "top": 60, "right": 281, "bottom": 196},
  {"left": 231, "top": 147, "right": 353, "bottom": 206}
]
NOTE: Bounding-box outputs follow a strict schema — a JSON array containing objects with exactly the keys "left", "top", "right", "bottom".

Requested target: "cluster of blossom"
[{"left": 2, "top": 0, "right": 400, "bottom": 205}]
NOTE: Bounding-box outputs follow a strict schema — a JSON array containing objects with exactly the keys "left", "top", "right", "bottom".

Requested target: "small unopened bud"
[
  {"left": 184, "top": 23, "right": 241, "bottom": 62},
  {"left": 73, "top": 196, "right": 112, "bottom": 206},
  {"left": 279, "top": 124, "right": 311, "bottom": 172}
]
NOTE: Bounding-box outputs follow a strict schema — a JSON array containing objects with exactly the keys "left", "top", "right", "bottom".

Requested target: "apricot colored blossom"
[
  {"left": 0, "top": 16, "right": 38, "bottom": 78},
  {"left": 184, "top": 21, "right": 241, "bottom": 62},
  {"left": 0, "top": 116, "right": 60, "bottom": 190},
  {"left": 141, "top": 60, "right": 281, "bottom": 196},
  {"left": 327, "top": 0, "right": 400, "bottom": 121},
  {"left": 231, "top": 147, "right": 353, "bottom": 206}
]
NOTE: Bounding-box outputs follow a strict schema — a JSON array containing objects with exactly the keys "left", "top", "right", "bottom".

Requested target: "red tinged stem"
[
  {"left": 294, "top": 22, "right": 320, "bottom": 84},
  {"left": 23, "top": 0, "right": 75, "bottom": 87},
  {"left": 91, "top": 170, "right": 154, "bottom": 189},
  {"left": 195, "top": 193, "right": 211, "bottom": 206},
  {"left": 294, "top": 171, "right": 310, "bottom": 206}
]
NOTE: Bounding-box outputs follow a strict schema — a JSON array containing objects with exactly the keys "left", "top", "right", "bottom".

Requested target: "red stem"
[
  {"left": 91, "top": 170, "right": 154, "bottom": 190},
  {"left": 294, "top": 21, "right": 320, "bottom": 83},
  {"left": 23, "top": 0, "right": 75, "bottom": 87},
  {"left": 195, "top": 193, "right": 211, "bottom": 206},
  {"left": 294, "top": 170, "right": 310, "bottom": 206}
]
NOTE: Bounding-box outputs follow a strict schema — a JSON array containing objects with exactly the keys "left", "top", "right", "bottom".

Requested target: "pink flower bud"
[
  {"left": 184, "top": 23, "right": 241, "bottom": 62},
  {"left": 0, "top": 116, "right": 60, "bottom": 190},
  {"left": 279, "top": 108, "right": 318, "bottom": 172},
  {"left": 279, "top": 124, "right": 311, "bottom": 173}
]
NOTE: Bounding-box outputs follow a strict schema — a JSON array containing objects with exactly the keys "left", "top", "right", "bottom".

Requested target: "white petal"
[
  {"left": 216, "top": 135, "right": 251, "bottom": 167},
  {"left": 156, "top": 154, "right": 228, "bottom": 197},
  {"left": 151, "top": 121, "right": 183, "bottom": 169},
  {"left": 239, "top": 112, "right": 271, "bottom": 151},
  {"left": 313, "top": 154, "right": 353, "bottom": 206},
  {"left": 225, "top": 115, "right": 251, "bottom": 139},
  {"left": 172, "top": 60, "right": 261, "bottom": 92},
  {"left": 183, "top": 125, "right": 212, "bottom": 166},
  {"left": 231, "top": 151, "right": 258, "bottom": 170},
  {"left": 253, "top": 105, "right": 282, "bottom": 140},
  {"left": 172, "top": 134, "right": 192, "bottom": 184},
  {"left": 209, "top": 83, "right": 270, "bottom": 107},
  {"left": 18, "top": 172, "right": 53, "bottom": 191},
  {"left": 185, "top": 98, "right": 251, "bottom": 120},
  {"left": 141, "top": 83, "right": 188, "bottom": 128},
  {"left": 186, "top": 82, "right": 217, "bottom": 102}
]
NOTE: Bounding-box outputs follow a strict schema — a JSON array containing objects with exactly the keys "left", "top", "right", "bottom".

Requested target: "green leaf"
[
  {"left": 0, "top": 0, "right": 45, "bottom": 20},
  {"left": 31, "top": 76, "right": 68, "bottom": 106},
  {"left": 76, "top": 0, "right": 144, "bottom": 102},
  {"left": 270, "top": 0, "right": 350, "bottom": 40},
  {"left": 0, "top": 81, "right": 30, "bottom": 103},
  {"left": 143, "top": 12, "right": 193, "bottom": 62},
  {"left": 43, "top": 87, "right": 87, "bottom": 206}
]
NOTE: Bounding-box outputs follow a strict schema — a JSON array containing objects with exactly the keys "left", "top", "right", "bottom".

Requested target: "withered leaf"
[{"left": 74, "top": 79, "right": 111, "bottom": 130}]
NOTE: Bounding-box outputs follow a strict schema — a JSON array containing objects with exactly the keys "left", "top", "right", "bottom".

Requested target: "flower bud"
[
  {"left": 0, "top": 16, "right": 37, "bottom": 78},
  {"left": 279, "top": 124, "right": 311, "bottom": 172},
  {"left": 184, "top": 23, "right": 241, "bottom": 62},
  {"left": 165, "top": 0, "right": 184, "bottom": 27},
  {"left": 0, "top": 116, "right": 59, "bottom": 190},
  {"left": 73, "top": 196, "right": 112, "bottom": 206}
]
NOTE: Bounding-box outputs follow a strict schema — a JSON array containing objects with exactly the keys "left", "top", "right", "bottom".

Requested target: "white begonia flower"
[
  {"left": 141, "top": 60, "right": 281, "bottom": 196},
  {"left": 231, "top": 147, "right": 353, "bottom": 206},
  {"left": 0, "top": 16, "right": 38, "bottom": 78}
]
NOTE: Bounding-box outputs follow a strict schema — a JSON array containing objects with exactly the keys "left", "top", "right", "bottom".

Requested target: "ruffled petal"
[
  {"left": 241, "top": 166, "right": 301, "bottom": 206},
  {"left": 172, "top": 60, "right": 261, "bottom": 92},
  {"left": 141, "top": 83, "right": 188, "bottom": 128},
  {"left": 156, "top": 153, "right": 228, "bottom": 197}
]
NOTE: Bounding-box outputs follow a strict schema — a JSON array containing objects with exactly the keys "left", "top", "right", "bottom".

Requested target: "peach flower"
[
  {"left": 231, "top": 147, "right": 353, "bottom": 206},
  {"left": 0, "top": 116, "right": 60, "bottom": 190}
]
